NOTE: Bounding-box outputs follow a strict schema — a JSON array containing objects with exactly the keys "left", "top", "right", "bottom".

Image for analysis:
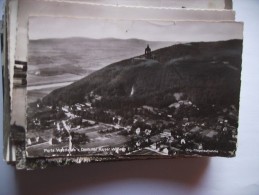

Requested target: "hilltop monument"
[{"left": 145, "top": 44, "right": 152, "bottom": 59}]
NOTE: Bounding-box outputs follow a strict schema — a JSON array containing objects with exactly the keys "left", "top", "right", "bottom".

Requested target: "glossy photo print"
[{"left": 26, "top": 17, "right": 243, "bottom": 158}]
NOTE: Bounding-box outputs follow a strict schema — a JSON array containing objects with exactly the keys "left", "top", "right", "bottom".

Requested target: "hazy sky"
[
  {"left": 29, "top": 16, "right": 243, "bottom": 42},
  {"left": 16, "top": 0, "right": 235, "bottom": 61}
]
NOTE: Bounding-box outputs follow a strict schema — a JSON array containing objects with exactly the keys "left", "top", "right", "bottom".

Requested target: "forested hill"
[{"left": 42, "top": 39, "right": 243, "bottom": 107}]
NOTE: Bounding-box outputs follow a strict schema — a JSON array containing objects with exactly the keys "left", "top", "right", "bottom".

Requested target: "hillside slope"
[{"left": 42, "top": 39, "right": 243, "bottom": 108}]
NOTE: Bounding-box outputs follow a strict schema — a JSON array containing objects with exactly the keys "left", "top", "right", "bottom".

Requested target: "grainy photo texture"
[{"left": 26, "top": 17, "right": 243, "bottom": 158}]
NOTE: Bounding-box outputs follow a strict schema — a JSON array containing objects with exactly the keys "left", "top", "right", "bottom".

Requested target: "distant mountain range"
[
  {"left": 29, "top": 37, "right": 174, "bottom": 71},
  {"left": 42, "top": 39, "right": 243, "bottom": 108},
  {"left": 28, "top": 37, "right": 174, "bottom": 86}
]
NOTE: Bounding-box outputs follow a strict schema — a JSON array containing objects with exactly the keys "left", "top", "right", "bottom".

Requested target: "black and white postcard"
[
  {"left": 12, "top": 0, "right": 236, "bottom": 132},
  {"left": 4, "top": 0, "right": 238, "bottom": 169},
  {"left": 26, "top": 17, "right": 243, "bottom": 158}
]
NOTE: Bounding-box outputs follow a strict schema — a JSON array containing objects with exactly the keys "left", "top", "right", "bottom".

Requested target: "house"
[
  {"left": 168, "top": 102, "right": 181, "bottom": 109},
  {"left": 190, "top": 126, "right": 201, "bottom": 133},
  {"left": 136, "top": 141, "right": 141, "bottom": 147},
  {"left": 168, "top": 137, "right": 175, "bottom": 143},
  {"left": 223, "top": 127, "right": 228, "bottom": 132},
  {"left": 150, "top": 143, "right": 157, "bottom": 150},
  {"left": 201, "top": 130, "right": 218, "bottom": 139},
  {"left": 49, "top": 137, "right": 62, "bottom": 145},
  {"left": 27, "top": 136, "right": 45, "bottom": 146},
  {"left": 183, "top": 118, "right": 189, "bottom": 122},
  {"left": 136, "top": 128, "right": 141, "bottom": 135},
  {"left": 169, "top": 146, "right": 181, "bottom": 154},
  {"left": 180, "top": 139, "right": 186, "bottom": 145},
  {"left": 161, "top": 129, "right": 172, "bottom": 138},
  {"left": 162, "top": 148, "right": 169, "bottom": 155},
  {"left": 218, "top": 116, "right": 224, "bottom": 124},
  {"left": 145, "top": 129, "right": 152, "bottom": 136},
  {"left": 150, "top": 134, "right": 161, "bottom": 143}
]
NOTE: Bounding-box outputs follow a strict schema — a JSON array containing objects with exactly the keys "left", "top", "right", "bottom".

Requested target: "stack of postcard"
[{"left": 1, "top": 0, "right": 243, "bottom": 170}]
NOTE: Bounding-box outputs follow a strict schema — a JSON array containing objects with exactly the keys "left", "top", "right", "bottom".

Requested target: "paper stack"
[{"left": 1, "top": 0, "right": 243, "bottom": 170}]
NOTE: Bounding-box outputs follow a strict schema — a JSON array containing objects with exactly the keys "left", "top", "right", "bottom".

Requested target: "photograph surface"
[
  {"left": 12, "top": 0, "right": 235, "bottom": 131},
  {"left": 26, "top": 17, "right": 243, "bottom": 158}
]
